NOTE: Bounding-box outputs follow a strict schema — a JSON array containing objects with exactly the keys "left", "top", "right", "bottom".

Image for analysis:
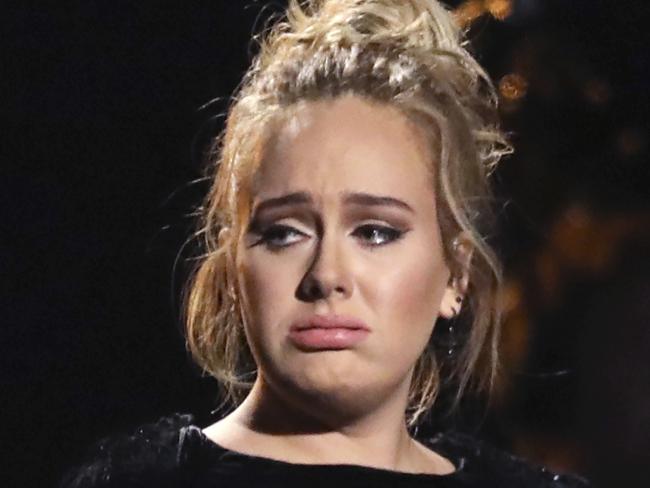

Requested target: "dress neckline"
[{"left": 182, "top": 424, "right": 465, "bottom": 481}]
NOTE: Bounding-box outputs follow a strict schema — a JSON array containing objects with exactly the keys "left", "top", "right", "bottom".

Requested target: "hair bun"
[{"left": 286, "top": 0, "right": 462, "bottom": 53}]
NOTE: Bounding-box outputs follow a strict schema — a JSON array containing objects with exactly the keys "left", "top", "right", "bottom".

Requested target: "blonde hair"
[{"left": 185, "top": 0, "right": 511, "bottom": 427}]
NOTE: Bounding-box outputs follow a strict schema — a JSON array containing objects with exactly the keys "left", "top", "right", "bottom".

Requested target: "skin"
[{"left": 204, "top": 95, "right": 463, "bottom": 475}]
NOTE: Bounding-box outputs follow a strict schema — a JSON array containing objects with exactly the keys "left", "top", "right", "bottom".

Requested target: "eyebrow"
[
  {"left": 252, "top": 192, "right": 313, "bottom": 217},
  {"left": 342, "top": 191, "right": 414, "bottom": 213},
  {"left": 251, "top": 191, "right": 414, "bottom": 216}
]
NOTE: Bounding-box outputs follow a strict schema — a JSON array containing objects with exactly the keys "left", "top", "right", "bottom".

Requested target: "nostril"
[
  {"left": 308, "top": 282, "right": 323, "bottom": 299},
  {"left": 296, "top": 277, "right": 326, "bottom": 302}
]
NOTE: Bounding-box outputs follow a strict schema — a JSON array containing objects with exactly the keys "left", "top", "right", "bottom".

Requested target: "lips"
[{"left": 288, "top": 314, "right": 371, "bottom": 351}]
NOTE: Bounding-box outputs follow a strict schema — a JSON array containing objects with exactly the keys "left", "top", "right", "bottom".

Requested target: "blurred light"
[
  {"left": 551, "top": 204, "right": 640, "bottom": 274},
  {"left": 494, "top": 282, "right": 530, "bottom": 401},
  {"left": 617, "top": 127, "right": 647, "bottom": 157},
  {"left": 485, "top": 0, "right": 513, "bottom": 20},
  {"left": 454, "top": 0, "right": 513, "bottom": 28},
  {"left": 564, "top": 205, "right": 590, "bottom": 229},
  {"left": 454, "top": 0, "right": 486, "bottom": 29},
  {"left": 583, "top": 79, "right": 611, "bottom": 106},
  {"left": 499, "top": 73, "right": 528, "bottom": 101},
  {"left": 499, "top": 281, "right": 522, "bottom": 314}
]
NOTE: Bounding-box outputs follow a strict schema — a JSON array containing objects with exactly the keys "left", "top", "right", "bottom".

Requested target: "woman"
[{"left": 63, "top": 1, "right": 588, "bottom": 486}]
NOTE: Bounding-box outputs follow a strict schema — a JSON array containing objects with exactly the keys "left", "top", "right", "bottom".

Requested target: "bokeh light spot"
[
  {"left": 454, "top": 0, "right": 486, "bottom": 28},
  {"left": 485, "top": 0, "right": 513, "bottom": 20},
  {"left": 499, "top": 73, "right": 529, "bottom": 101}
]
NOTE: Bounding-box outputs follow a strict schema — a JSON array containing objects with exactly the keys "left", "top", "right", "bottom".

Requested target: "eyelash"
[
  {"left": 352, "top": 224, "right": 404, "bottom": 247},
  {"left": 254, "top": 224, "right": 305, "bottom": 249},
  {"left": 254, "top": 223, "right": 405, "bottom": 249}
]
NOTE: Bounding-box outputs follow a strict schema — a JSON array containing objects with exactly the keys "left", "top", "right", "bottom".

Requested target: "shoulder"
[
  {"left": 60, "top": 413, "right": 204, "bottom": 488},
  {"left": 429, "top": 432, "right": 591, "bottom": 488}
]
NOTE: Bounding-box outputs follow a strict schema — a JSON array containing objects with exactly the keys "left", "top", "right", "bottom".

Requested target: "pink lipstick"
[{"left": 288, "top": 314, "right": 370, "bottom": 351}]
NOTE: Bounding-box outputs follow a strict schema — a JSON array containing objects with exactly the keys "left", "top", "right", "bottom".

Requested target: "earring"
[
  {"left": 449, "top": 291, "right": 463, "bottom": 316},
  {"left": 433, "top": 313, "right": 462, "bottom": 358},
  {"left": 432, "top": 293, "right": 466, "bottom": 358},
  {"left": 439, "top": 318, "right": 460, "bottom": 357}
]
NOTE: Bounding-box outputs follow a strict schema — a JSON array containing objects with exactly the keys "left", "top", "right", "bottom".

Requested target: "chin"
[
  {"left": 286, "top": 350, "right": 360, "bottom": 386},
  {"left": 273, "top": 356, "right": 396, "bottom": 419}
]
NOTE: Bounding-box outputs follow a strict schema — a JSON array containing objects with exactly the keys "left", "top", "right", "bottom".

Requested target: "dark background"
[{"left": 4, "top": 1, "right": 650, "bottom": 487}]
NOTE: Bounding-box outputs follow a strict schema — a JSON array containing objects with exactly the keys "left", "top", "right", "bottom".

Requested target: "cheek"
[
  {"left": 240, "top": 258, "right": 276, "bottom": 327},
  {"left": 239, "top": 250, "right": 302, "bottom": 337},
  {"left": 369, "top": 246, "right": 449, "bottom": 330}
]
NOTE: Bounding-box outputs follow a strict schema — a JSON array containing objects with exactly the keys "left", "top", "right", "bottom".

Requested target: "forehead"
[{"left": 253, "top": 95, "right": 436, "bottom": 203}]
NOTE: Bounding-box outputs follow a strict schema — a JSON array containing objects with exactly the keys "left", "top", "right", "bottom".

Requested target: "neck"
[{"left": 210, "top": 376, "right": 429, "bottom": 472}]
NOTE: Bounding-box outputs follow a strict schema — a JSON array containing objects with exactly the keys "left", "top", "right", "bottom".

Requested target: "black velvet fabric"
[{"left": 61, "top": 414, "right": 589, "bottom": 487}]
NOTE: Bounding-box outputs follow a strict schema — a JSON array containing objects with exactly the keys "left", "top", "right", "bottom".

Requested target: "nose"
[{"left": 296, "top": 232, "right": 352, "bottom": 302}]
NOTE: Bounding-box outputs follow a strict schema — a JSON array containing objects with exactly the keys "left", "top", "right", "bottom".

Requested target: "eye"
[
  {"left": 352, "top": 224, "right": 404, "bottom": 246},
  {"left": 255, "top": 224, "right": 307, "bottom": 249}
]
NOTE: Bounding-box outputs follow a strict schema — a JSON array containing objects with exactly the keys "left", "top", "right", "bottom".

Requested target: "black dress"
[{"left": 61, "top": 414, "right": 589, "bottom": 487}]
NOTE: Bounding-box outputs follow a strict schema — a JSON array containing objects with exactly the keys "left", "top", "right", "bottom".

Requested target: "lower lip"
[{"left": 288, "top": 327, "right": 370, "bottom": 350}]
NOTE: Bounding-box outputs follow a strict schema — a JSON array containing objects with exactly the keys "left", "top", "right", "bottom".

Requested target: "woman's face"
[{"left": 238, "top": 95, "right": 457, "bottom": 420}]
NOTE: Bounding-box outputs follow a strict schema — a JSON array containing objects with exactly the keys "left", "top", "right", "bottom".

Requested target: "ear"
[{"left": 438, "top": 236, "right": 473, "bottom": 319}]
